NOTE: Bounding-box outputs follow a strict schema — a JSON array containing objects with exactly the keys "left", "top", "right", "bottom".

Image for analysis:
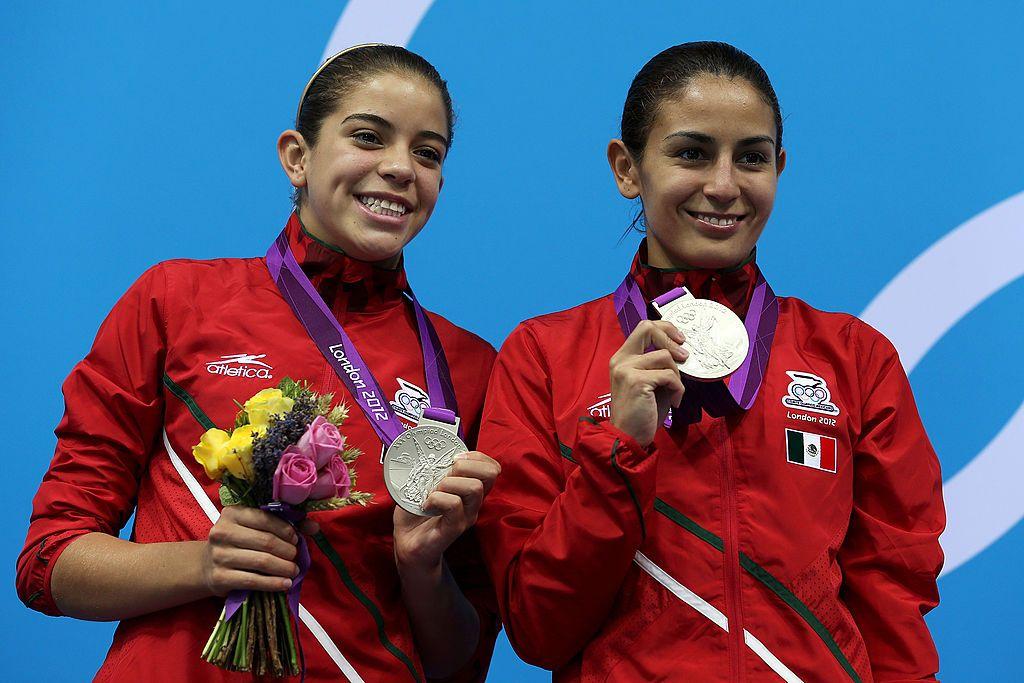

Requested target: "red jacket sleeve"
[
  {"left": 16, "top": 265, "right": 168, "bottom": 616},
  {"left": 838, "top": 324, "right": 945, "bottom": 681},
  {"left": 476, "top": 322, "right": 657, "bottom": 670}
]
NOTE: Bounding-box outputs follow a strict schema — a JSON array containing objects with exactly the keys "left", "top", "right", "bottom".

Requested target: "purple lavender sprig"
[{"left": 250, "top": 394, "right": 317, "bottom": 503}]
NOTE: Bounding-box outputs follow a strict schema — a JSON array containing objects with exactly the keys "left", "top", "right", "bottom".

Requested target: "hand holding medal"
[
  {"left": 651, "top": 286, "right": 750, "bottom": 381},
  {"left": 391, "top": 449, "right": 501, "bottom": 572},
  {"left": 613, "top": 271, "right": 778, "bottom": 427},
  {"left": 609, "top": 319, "right": 688, "bottom": 447},
  {"left": 384, "top": 406, "right": 500, "bottom": 569}
]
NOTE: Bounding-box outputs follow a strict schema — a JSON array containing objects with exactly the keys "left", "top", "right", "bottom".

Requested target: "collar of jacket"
[
  {"left": 628, "top": 238, "right": 759, "bottom": 318},
  {"left": 283, "top": 212, "right": 409, "bottom": 316}
]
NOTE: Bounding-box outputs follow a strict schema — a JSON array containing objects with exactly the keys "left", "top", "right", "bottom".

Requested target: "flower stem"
[
  {"left": 201, "top": 606, "right": 226, "bottom": 659},
  {"left": 263, "top": 591, "right": 284, "bottom": 676},
  {"left": 232, "top": 597, "right": 248, "bottom": 668},
  {"left": 209, "top": 611, "right": 230, "bottom": 666},
  {"left": 276, "top": 591, "right": 300, "bottom": 673},
  {"left": 237, "top": 597, "right": 249, "bottom": 669},
  {"left": 219, "top": 615, "right": 239, "bottom": 669}
]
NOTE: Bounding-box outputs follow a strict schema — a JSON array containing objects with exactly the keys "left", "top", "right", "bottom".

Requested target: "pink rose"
[
  {"left": 309, "top": 453, "right": 352, "bottom": 501},
  {"left": 296, "top": 416, "right": 345, "bottom": 468},
  {"left": 272, "top": 447, "right": 318, "bottom": 504}
]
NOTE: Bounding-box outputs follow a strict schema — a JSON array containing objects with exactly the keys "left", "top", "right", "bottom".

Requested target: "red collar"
[
  {"left": 283, "top": 213, "right": 408, "bottom": 316},
  {"left": 628, "top": 240, "right": 758, "bottom": 317}
]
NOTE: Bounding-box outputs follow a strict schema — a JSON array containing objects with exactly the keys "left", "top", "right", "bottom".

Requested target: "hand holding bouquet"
[{"left": 192, "top": 378, "right": 370, "bottom": 676}]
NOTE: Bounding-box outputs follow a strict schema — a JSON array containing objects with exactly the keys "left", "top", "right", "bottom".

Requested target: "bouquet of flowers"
[{"left": 192, "top": 378, "right": 371, "bottom": 677}]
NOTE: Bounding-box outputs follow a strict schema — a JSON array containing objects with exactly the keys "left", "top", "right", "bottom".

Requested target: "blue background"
[{"left": 3, "top": 1, "right": 1021, "bottom": 679}]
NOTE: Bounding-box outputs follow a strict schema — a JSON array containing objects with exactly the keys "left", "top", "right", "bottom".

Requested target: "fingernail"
[{"left": 282, "top": 578, "right": 293, "bottom": 589}]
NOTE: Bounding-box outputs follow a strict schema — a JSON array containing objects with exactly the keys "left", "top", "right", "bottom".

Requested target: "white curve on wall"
[
  {"left": 861, "top": 190, "right": 1024, "bottom": 576},
  {"left": 938, "top": 401, "right": 1024, "bottom": 575},
  {"left": 321, "top": 0, "right": 436, "bottom": 62},
  {"left": 861, "top": 192, "right": 1024, "bottom": 369}
]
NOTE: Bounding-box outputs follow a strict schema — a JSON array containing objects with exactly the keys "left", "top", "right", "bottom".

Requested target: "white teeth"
[
  {"left": 698, "top": 213, "right": 735, "bottom": 227},
  {"left": 358, "top": 195, "right": 407, "bottom": 216}
]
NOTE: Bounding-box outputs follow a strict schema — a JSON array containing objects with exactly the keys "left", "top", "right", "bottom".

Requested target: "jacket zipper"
[{"left": 718, "top": 419, "right": 746, "bottom": 682}]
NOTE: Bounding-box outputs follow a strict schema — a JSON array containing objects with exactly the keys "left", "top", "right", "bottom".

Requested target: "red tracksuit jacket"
[
  {"left": 17, "top": 214, "right": 498, "bottom": 682},
  {"left": 477, "top": 245, "right": 944, "bottom": 682}
]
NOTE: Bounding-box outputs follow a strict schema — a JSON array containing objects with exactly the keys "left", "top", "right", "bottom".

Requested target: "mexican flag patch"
[{"left": 785, "top": 429, "right": 837, "bottom": 473}]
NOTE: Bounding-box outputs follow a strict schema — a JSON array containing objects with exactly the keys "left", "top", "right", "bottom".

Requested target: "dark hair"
[
  {"left": 621, "top": 41, "right": 782, "bottom": 162},
  {"left": 293, "top": 45, "right": 455, "bottom": 206}
]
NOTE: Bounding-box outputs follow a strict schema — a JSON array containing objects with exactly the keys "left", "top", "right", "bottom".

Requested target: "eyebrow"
[
  {"left": 342, "top": 112, "right": 449, "bottom": 149},
  {"left": 664, "top": 130, "right": 776, "bottom": 148}
]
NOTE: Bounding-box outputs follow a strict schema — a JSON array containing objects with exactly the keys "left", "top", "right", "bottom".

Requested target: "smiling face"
[
  {"left": 610, "top": 74, "right": 785, "bottom": 269},
  {"left": 279, "top": 71, "right": 449, "bottom": 265}
]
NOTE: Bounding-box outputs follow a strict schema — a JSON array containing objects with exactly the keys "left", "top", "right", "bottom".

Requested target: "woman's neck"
[
  {"left": 296, "top": 209, "right": 402, "bottom": 270},
  {"left": 644, "top": 237, "right": 749, "bottom": 272}
]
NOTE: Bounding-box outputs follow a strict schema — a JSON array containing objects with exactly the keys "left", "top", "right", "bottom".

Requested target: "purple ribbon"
[
  {"left": 266, "top": 229, "right": 460, "bottom": 446},
  {"left": 613, "top": 269, "right": 779, "bottom": 425}
]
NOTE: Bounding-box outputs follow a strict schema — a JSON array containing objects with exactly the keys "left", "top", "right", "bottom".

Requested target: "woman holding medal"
[
  {"left": 477, "top": 42, "right": 945, "bottom": 681},
  {"left": 18, "top": 45, "right": 500, "bottom": 682}
]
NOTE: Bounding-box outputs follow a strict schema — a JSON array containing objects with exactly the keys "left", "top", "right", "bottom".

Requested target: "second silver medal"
[
  {"left": 383, "top": 425, "right": 468, "bottom": 516},
  {"left": 654, "top": 296, "right": 749, "bottom": 381}
]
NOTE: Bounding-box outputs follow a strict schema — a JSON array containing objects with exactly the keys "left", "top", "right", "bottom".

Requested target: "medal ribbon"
[
  {"left": 266, "top": 229, "right": 459, "bottom": 447},
  {"left": 613, "top": 268, "right": 779, "bottom": 424}
]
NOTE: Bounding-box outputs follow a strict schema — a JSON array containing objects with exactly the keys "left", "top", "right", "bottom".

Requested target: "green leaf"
[
  {"left": 327, "top": 404, "right": 349, "bottom": 426},
  {"left": 341, "top": 446, "right": 361, "bottom": 464},
  {"left": 220, "top": 484, "right": 241, "bottom": 507},
  {"left": 350, "top": 491, "right": 373, "bottom": 506},
  {"left": 303, "top": 490, "right": 374, "bottom": 511},
  {"left": 315, "top": 393, "right": 332, "bottom": 416},
  {"left": 303, "top": 497, "right": 346, "bottom": 512},
  {"left": 278, "top": 377, "right": 300, "bottom": 399}
]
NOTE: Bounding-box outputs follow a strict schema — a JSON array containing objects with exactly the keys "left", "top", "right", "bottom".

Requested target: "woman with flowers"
[{"left": 18, "top": 45, "right": 501, "bottom": 682}]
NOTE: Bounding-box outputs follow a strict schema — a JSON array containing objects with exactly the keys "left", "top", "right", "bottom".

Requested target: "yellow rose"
[
  {"left": 244, "top": 388, "right": 295, "bottom": 431},
  {"left": 192, "top": 428, "right": 230, "bottom": 480},
  {"left": 222, "top": 425, "right": 258, "bottom": 480}
]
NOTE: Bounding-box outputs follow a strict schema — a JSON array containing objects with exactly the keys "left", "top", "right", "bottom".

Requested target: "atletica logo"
[
  {"left": 205, "top": 353, "right": 274, "bottom": 379},
  {"left": 588, "top": 393, "right": 612, "bottom": 418}
]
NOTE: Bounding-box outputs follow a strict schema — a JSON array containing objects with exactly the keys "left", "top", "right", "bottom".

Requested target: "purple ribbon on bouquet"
[
  {"left": 612, "top": 268, "right": 779, "bottom": 426},
  {"left": 266, "top": 228, "right": 460, "bottom": 445}
]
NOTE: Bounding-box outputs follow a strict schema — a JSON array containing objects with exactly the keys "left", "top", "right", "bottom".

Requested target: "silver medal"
[
  {"left": 654, "top": 296, "right": 749, "bottom": 381},
  {"left": 383, "top": 424, "right": 467, "bottom": 516}
]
